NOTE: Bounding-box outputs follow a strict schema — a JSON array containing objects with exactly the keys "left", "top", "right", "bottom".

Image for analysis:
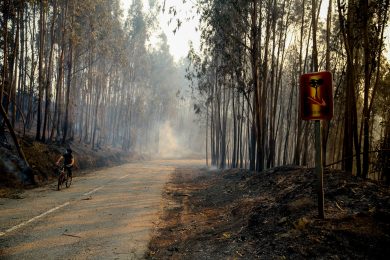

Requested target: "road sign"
[{"left": 300, "top": 71, "right": 333, "bottom": 120}]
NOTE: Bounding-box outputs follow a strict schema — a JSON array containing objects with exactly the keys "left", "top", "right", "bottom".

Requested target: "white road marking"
[
  {"left": 83, "top": 186, "right": 104, "bottom": 196},
  {"left": 1, "top": 175, "right": 129, "bottom": 237},
  {"left": 118, "top": 174, "right": 130, "bottom": 180},
  {"left": 0, "top": 202, "right": 70, "bottom": 237}
]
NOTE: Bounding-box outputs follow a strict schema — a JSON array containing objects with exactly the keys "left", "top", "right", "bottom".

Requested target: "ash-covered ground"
[{"left": 146, "top": 166, "right": 390, "bottom": 259}]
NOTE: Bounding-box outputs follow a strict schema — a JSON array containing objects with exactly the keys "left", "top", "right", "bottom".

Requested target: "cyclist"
[{"left": 56, "top": 148, "right": 75, "bottom": 178}]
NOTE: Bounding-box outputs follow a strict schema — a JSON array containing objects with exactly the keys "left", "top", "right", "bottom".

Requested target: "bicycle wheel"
[
  {"left": 57, "top": 174, "right": 63, "bottom": 190},
  {"left": 57, "top": 168, "right": 66, "bottom": 191},
  {"left": 65, "top": 175, "right": 72, "bottom": 188}
]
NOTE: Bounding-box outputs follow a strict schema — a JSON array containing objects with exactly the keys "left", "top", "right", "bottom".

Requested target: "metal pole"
[{"left": 315, "top": 120, "right": 325, "bottom": 219}]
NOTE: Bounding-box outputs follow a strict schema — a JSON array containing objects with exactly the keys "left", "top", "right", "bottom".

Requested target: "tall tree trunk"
[
  {"left": 36, "top": 0, "right": 46, "bottom": 141},
  {"left": 62, "top": 34, "right": 73, "bottom": 144},
  {"left": 206, "top": 104, "right": 209, "bottom": 167},
  {"left": 18, "top": 2, "right": 26, "bottom": 134},
  {"left": 232, "top": 90, "right": 237, "bottom": 168},
  {"left": 250, "top": 0, "right": 262, "bottom": 172},
  {"left": 92, "top": 75, "right": 102, "bottom": 150},
  {"left": 258, "top": 0, "right": 271, "bottom": 172},
  {"left": 10, "top": 9, "right": 20, "bottom": 128},
  {"left": 42, "top": 0, "right": 57, "bottom": 142},
  {"left": 1, "top": 0, "right": 10, "bottom": 109},
  {"left": 26, "top": 2, "right": 36, "bottom": 130},
  {"left": 361, "top": 0, "right": 370, "bottom": 178},
  {"left": 322, "top": 0, "right": 332, "bottom": 167},
  {"left": 294, "top": 0, "right": 306, "bottom": 165},
  {"left": 338, "top": 0, "right": 356, "bottom": 174}
]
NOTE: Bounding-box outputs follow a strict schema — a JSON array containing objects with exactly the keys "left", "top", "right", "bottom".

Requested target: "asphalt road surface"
[{"left": 0, "top": 159, "right": 204, "bottom": 259}]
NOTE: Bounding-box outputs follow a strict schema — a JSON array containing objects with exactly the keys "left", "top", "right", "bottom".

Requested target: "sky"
[
  {"left": 120, "top": 0, "right": 390, "bottom": 63},
  {"left": 120, "top": 0, "right": 201, "bottom": 62}
]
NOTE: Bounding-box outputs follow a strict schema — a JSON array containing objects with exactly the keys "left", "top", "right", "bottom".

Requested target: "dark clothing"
[
  {"left": 65, "top": 165, "right": 72, "bottom": 178},
  {"left": 63, "top": 153, "right": 73, "bottom": 178},
  {"left": 63, "top": 153, "right": 73, "bottom": 165}
]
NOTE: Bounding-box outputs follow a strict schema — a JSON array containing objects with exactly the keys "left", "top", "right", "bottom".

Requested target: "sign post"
[
  {"left": 314, "top": 120, "right": 324, "bottom": 218},
  {"left": 300, "top": 71, "right": 333, "bottom": 219}
]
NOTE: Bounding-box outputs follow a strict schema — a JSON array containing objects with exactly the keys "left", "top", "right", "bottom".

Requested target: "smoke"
[
  {"left": 158, "top": 121, "right": 180, "bottom": 158},
  {"left": 208, "top": 165, "right": 219, "bottom": 171},
  {"left": 155, "top": 121, "right": 202, "bottom": 159}
]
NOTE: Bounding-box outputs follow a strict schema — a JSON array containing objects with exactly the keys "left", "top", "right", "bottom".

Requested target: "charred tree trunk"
[
  {"left": 62, "top": 35, "right": 73, "bottom": 144},
  {"left": 42, "top": 0, "right": 57, "bottom": 142},
  {"left": 36, "top": 0, "right": 46, "bottom": 141}
]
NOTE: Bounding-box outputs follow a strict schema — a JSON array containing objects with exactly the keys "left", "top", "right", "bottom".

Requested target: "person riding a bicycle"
[{"left": 56, "top": 148, "right": 74, "bottom": 178}]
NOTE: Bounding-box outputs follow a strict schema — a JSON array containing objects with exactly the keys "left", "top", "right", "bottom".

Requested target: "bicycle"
[{"left": 57, "top": 165, "right": 72, "bottom": 190}]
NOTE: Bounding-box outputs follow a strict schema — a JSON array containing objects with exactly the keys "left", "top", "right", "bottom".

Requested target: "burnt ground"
[{"left": 146, "top": 166, "right": 390, "bottom": 259}]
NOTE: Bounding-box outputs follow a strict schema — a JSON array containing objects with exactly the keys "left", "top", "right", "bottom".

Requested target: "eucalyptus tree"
[
  {"left": 0, "top": 0, "right": 29, "bottom": 166},
  {"left": 336, "top": 0, "right": 390, "bottom": 176},
  {"left": 0, "top": 0, "right": 194, "bottom": 169},
  {"left": 188, "top": 0, "right": 255, "bottom": 169},
  {"left": 121, "top": 0, "right": 151, "bottom": 151},
  {"left": 360, "top": 0, "right": 389, "bottom": 178},
  {"left": 189, "top": 0, "right": 299, "bottom": 170},
  {"left": 188, "top": 0, "right": 389, "bottom": 178},
  {"left": 373, "top": 69, "right": 390, "bottom": 183}
]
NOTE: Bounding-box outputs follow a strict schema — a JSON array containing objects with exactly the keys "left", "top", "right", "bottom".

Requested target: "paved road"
[{"left": 0, "top": 159, "right": 204, "bottom": 259}]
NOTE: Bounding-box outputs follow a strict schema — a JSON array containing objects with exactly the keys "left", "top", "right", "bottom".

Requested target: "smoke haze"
[{"left": 156, "top": 121, "right": 203, "bottom": 159}]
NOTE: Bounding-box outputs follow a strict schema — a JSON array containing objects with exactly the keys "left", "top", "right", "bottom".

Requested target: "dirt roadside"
[{"left": 146, "top": 166, "right": 390, "bottom": 259}]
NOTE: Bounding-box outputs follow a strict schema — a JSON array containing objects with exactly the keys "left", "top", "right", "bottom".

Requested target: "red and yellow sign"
[{"left": 300, "top": 71, "right": 333, "bottom": 120}]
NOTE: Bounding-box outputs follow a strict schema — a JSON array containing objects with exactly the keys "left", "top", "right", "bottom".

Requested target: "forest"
[
  {"left": 180, "top": 0, "right": 389, "bottom": 181},
  {"left": 0, "top": 0, "right": 202, "bottom": 168},
  {"left": 0, "top": 0, "right": 389, "bottom": 182}
]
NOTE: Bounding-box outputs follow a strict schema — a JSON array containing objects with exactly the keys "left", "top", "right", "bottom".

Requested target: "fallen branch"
[{"left": 62, "top": 233, "right": 81, "bottom": 238}]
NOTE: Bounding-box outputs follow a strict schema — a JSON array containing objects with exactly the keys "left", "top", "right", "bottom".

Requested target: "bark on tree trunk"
[
  {"left": 0, "top": 104, "right": 29, "bottom": 167},
  {"left": 36, "top": 0, "right": 46, "bottom": 141}
]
